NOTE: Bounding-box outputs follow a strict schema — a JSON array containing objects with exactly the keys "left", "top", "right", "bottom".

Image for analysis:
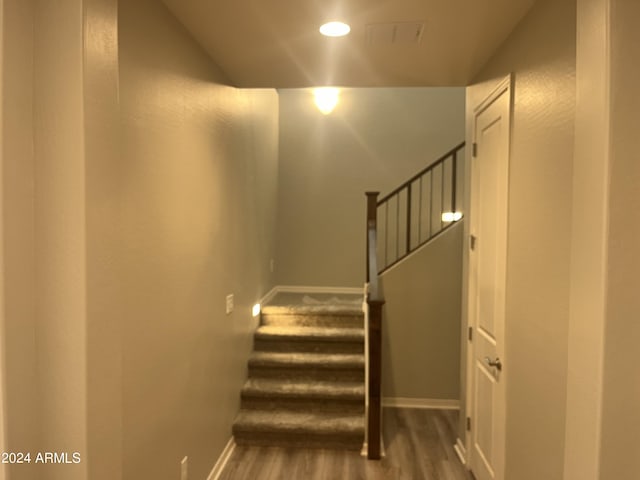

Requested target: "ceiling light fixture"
[
  {"left": 313, "top": 87, "right": 340, "bottom": 114},
  {"left": 320, "top": 21, "right": 351, "bottom": 37}
]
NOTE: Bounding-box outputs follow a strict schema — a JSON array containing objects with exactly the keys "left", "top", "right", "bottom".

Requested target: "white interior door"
[{"left": 467, "top": 78, "right": 511, "bottom": 480}]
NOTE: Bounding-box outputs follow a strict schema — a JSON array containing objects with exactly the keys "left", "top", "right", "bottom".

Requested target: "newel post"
[
  {"left": 365, "top": 191, "right": 384, "bottom": 460},
  {"left": 367, "top": 298, "right": 384, "bottom": 459}
]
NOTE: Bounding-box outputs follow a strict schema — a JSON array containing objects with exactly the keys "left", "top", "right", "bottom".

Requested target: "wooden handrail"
[
  {"left": 376, "top": 142, "right": 465, "bottom": 274},
  {"left": 365, "top": 192, "right": 384, "bottom": 460},
  {"left": 377, "top": 141, "right": 465, "bottom": 204},
  {"left": 363, "top": 141, "right": 464, "bottom": 459}
]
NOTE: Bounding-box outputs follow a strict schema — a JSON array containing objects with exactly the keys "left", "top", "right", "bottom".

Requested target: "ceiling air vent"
[{"left": 366, "top": 22, "right": 425, "bottom": 46}]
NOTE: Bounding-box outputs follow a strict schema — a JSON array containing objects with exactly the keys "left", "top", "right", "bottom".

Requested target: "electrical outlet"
[
  {"left": 180, "top": 456, "right": 188, "bottom": 480},
  {"left": 226, "top": 294, "right": 234, "bottom": 314}
]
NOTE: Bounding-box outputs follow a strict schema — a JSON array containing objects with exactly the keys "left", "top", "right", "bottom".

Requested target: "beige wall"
[
  {"left": 5, "top": 0, "right": 125, "bottom": 478},
  {"left": 380, "top": 222, "right": 463, "bottom": 401},
  {"left": 0, "top": 2, "right": 4, "bottom": 477},
  {"left": 563, "top": 0, "right": 609, "bottom": 477},
  {"left": 464, "top": 1, "right": 576, "bottom": 478},
  {"left": 1, "top": 1, "right": 279, "bottom": 479},
  {"left": 83, "top": 0, "right": 123, "bottom": 478},
  {"left": 119, "top": 1, "right": 278, "bottom": 478},
  {"left": 562, "top": 2, "right": 640, "bottom": 479},
  {"left": 31, "top": 2, "right": 125, "bottom": 479},
  {"left": 1, "top": 1, "right": 41, "bottom": 479},
  {"left": 275, "top": 87, "right": 465, "bottom": 287},
  {"left": 34, "top": 2, "right": 89, "bottom": 479},
  {"left": 599, "top": 0, "right": 640, "bottom": 477}
]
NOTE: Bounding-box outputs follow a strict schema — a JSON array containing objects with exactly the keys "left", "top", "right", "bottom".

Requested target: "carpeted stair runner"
[{"left": 232, "top": 299, "right": 366, "bottom": 450}]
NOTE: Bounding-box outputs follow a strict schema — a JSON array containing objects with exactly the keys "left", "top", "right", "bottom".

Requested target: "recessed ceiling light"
[
  {"left": 313, "top": 88, "right": 340, "bottom": 114},
  {"left": 320, "top": 21, "right": 351, "bottom": 37}
]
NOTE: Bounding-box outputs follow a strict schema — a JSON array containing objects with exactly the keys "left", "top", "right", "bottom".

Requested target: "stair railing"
[
  {"left": 363, "top": 142, "right": 465, "bottom": 460},
  {"left": 365, "top": 191, "right": 385, "bottom": 460},
  {"left": 376, "top": 142, "right": 465, "bottom": 274}
]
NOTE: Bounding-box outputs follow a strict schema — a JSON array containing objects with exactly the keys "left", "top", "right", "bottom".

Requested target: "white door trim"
[
  {"left": 464, "top": 73, "right": 512, "bottom": 480},
  {"left": 473, "top": 76, "right": 511, "bottom": 115}
]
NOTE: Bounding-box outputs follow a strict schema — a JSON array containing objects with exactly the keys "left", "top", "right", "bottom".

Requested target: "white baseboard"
[
  {"left": 207, "top": 437, "right": 236, "bottom": 480},
  {"left": 259, "top": 287, "right": 279, "bottom": 307},
  {"left": 274, "top": 285, "right": 364, "bottom": 295},
  {"left": 453, "top": 438, "right": 467, "bottom": 465},
  {"left": 382, "top": 397, "right": 460, "bottom": 410}
]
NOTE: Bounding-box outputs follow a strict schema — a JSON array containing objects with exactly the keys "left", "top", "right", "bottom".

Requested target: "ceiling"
[{"left": 161, "top": 0, "right": 536, "bottom": 88}]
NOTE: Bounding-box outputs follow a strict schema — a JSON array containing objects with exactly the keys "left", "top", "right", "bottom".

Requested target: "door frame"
[{"left": 464, "top": 74, "right": 512, "bottom": 480}]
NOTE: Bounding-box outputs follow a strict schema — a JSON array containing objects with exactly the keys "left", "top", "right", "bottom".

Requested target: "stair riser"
[
  {"left": 248, "top": 367, "right": 364, "bottom": 382},
  {"left": 254, "top": 340, "right": 364, "bottom": 354},
  {"left": 233, "top": 431, "right": 364, "bottom": 451},
  {"left": 240, "top": 397, "right": 365, "bottom": 414},
  {"left": 261, "top": 314, "right": 364, "bottom": 328}
]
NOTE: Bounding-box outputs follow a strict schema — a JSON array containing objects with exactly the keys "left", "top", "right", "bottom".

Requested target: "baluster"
[
  {"left": 406, "top": 184, "right": 412, "bottom": 255},
  {"left": 452, "top": 151, "right": 458, "bottom": 214},
  {"left": 418, "top": 176, "right": 423, "bottom": 243}
]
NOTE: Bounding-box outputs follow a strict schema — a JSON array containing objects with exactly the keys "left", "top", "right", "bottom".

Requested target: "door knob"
[{"left": 485, "top": 357, "right": 502, "bottom": 371}]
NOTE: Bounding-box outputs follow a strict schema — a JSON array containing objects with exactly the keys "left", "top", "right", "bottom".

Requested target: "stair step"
[
  {"left": 248, "top": 352, "right": 364, "bottom": 381},
  {"left": 232, "top": 410, "right": 365, "bottom": 450},
  {"left": 261, "top": 304, "right": 363, "bottom": 316},
  {"left": 256, "top": 325, "right": 364, "bottom": 342},
  {"left": 233, "top": 295, "right": 367, "bottom": 451},
  {"left": 240, "top": 378, "right": 365, "bottom": 413},
  {"left": 242, "top": 378, "right": 365, "bottom": 399},
  {"left": 248, "top": 351, "right": 364, "bottom": 369},
  {"left": 261, "top": 305, "right": 364, "bottom": 328},
  {"left": 254, "top": 325, "right": 364, "bottom": 353}
]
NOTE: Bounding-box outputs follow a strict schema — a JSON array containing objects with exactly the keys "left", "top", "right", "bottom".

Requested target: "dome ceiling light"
[{"left": 319, "top": 21, "right": 351, "bottom": 37}]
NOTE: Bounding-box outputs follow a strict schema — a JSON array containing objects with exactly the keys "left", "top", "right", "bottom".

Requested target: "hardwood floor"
[{"left": 219, "top": 408, "right": 473, "bottom": 480}]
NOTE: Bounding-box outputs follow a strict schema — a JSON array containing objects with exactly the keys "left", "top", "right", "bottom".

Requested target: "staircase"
[{"left": 232, "top": 294, "right": 366, "bottom": 450}]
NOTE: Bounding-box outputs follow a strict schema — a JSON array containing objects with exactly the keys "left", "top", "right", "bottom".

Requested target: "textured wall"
[
  {"left": 34, "top": 2, "right": 89, "bottom": 479},
  {"left": 2, "top": 1, "right": 126, "bottom": 479},
  {"left": 464, "top": 1, "right": 576, "bottom": 478},
  {"left": 563, "top": 0, "right": 609, "bottom": 477},
  {"left": 0, "top": 3, "right": 4, "bottom": 476},
  {"left": 1, "top": 1, "right": 40, "bottom": 479},
  {"left": 380, "top": 223, "right": 463, "bottom": 401},
  {"left": 275, "top": 87, "right": 465, "bottom": 287},
  {"left": 83, "top": 0, "right": 123, "bottom": 477},
  {"left": 119, "top": 1, "right": 278, "bottom": 478},
  {"left": 600, "top": 0, "right": 640, "bottom": 477}
]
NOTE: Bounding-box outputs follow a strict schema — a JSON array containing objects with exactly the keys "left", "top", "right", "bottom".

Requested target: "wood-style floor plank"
[{"left": 219, "top": 408, "right": 473, "bottom": 480}]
